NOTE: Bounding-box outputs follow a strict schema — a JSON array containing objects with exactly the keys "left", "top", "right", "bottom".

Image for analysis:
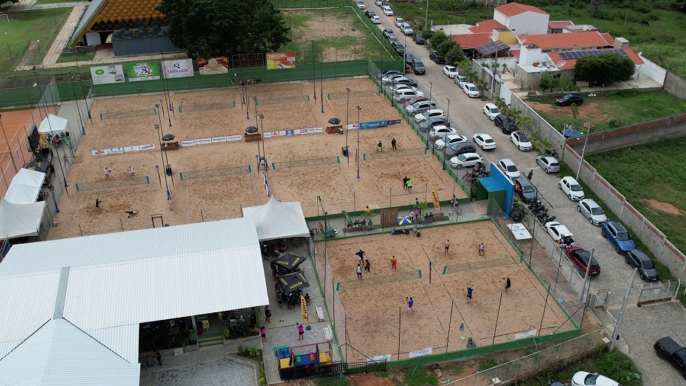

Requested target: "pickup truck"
[{"left": 654, "top": 337, "right": 686, "bottom": 379}]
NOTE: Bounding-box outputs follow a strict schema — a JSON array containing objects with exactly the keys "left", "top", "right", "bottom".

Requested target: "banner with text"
[
  {"left": 197, "top": 57, "right": 229, "bottom": 75},
  {"left": 161, "top": 59, "right": 194, "bottom": 79},
  {"left": 90, "top": 65, "right": 125, "bottom": 85},
  {"left": 266, "top": 52, "right": 296, "bottom": 69},
  {"left": 125, "top": 62, "right": 161, "bottom": 82}
]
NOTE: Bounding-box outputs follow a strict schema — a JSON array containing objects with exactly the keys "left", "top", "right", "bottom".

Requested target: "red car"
[
  {"left": 404, "top": 96, "right": 428, "bottom": 108},
  {"left": 565, "top": 246, "right": 600, "bottom": 277}
]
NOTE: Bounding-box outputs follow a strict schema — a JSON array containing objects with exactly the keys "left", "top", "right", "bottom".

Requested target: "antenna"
[{"left": 556, "top": 60, "right": 566, "bottom": 68}]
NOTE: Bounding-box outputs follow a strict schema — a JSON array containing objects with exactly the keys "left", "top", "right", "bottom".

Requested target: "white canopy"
[
  {"left": 242, "top": 196, "right": 310, "bottom": 241},
  {"left": 38, "top": 114, "right": 68, "bottom": 134},
  {"left": 0, "top": 198, "right": 45, "bottom": 239},
  {"left": 5, "top": 168, "right": 45, "bottom": 204}
]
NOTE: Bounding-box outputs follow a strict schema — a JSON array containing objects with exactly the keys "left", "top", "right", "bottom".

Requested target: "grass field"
[
  {"left": 55, "top": 51, "right": 96, "bottom": 64},
  {"left": 34, "top": 0, "right": 80, "bottom": 4},
  {"left": 526, "top": 90, "right": 686, "bottom": 133}
]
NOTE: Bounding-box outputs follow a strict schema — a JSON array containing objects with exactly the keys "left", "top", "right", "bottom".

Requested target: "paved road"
[{"left": 361, "top": 1, "right": 686, "bottom": 384}]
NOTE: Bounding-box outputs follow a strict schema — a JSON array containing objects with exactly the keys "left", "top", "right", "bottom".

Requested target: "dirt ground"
[
  {"left": 48, "top": 78, "right": 466, "bottom": 239},
  {"left": 317, "top": 222, "right": 574, "bottom": 361},
  {"left": 646, "top": 198, "right": 682, "bottom": 215},
  {"left": 527, "top": 101, "right": 607, "bottom": 123}
]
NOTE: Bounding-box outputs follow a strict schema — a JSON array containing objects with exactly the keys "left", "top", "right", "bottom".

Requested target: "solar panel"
[
  {"left": 555, "top": 48, "right": 630, "bottom": 62},
  {"left": 476, "top": 41, "right": 510, "bottom": 56}
]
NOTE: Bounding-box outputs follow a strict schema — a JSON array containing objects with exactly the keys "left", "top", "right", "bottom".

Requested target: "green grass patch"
[
  {"left": 403, "top": 365, "right": 438, "bottom": 386},
  {"left": 526, "top": 90, "right": 686, "bottom": 133},
  {"left": 0, "top": 8, "right": 71, "bottom": 78},
  {"left": 34, "top": 0, "right": 82, "bottom": 4},
  {"left": 391, "top": 1, "right": 493, "bottom": 29},
  {"left": 55, "top": 51, "right": 96, "bottom": 64}
]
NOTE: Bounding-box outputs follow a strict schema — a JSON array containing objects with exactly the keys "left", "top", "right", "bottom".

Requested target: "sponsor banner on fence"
[
  {"left": 286, "top": 130, "right": 294, "bottom": 136},
  {"left": 197, "top": 138, "right": 212, "bottom": 145},
  {"left": 387, "top": 119, "right": 402, "bottom": 126},
  {"left": 161, "top": 59, "right": 194, "bottom": 79},
  {"left": 92, "top": 149, "right": 107, "bottom": 156},
  {"left": 90, "top": 65, "right": 125, "bottom": 85},
  {"left": 360, "top": 120, "right": 387, "bottom": 129},
  {"left": 198, "top": 57, "right": 229, "bottom": 75},
  {"left": 140, "top": 144, "right": 155, "bottom": 151},
  {"left": 266, "top": 52, "right": 296, "bottom": 70},
  {"left": 212, "top": 136, "right": 228, "bottom": 143},
  {"left": 227, "top": 135, "right": 242, "bottom": 142},
  {"left": 91, "top": 144, "right": 154, "bottom": 156},
  {"left": 515, "top": 329, "right": 538, "bottom": 340},
  {"left": 125, "top": 62, "right": 161, "bottom": 82},
  {"left": 367, "top": 355, "right": 391, "bottom": 364},
  {"left": 124, "top": 145, "right": 140, "bottom": 153},
  {"left": 108, "top": 147, "right": 124, "bottom": 155},
  {"left": 408, "top": 347, "right": 432, "bottom": 358},
  {"left": 181, "top": 140, "right": 197, "bottom": 147}
]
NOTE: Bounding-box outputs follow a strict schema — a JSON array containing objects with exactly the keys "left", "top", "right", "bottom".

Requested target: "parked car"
[
  {"left": 371, "top": 15, "right": 381, "bottom": 23},
  {"left": 404, "top": 52, "right": 414, "bottom": 66},
  {"left": 444, "top": 142, "right": 476, "bottom": 158},
  {"left": 510, "top": 131, "right": 533, "bottom": 151},
  {"left": 536, "top": 155, "right": 560, "bottom": 173},
  {"left": 434, "top": 134, "right": 468, "bottom": 150},
  {"left": 392, "top": 76, "right": 417, "bottom": 87},
  {"left": 382, "top": 5, "right": 393, "bottom": 15},
  {"left": 381, "top": 73, "right": 403, "bottom": 84},
  {"left": 365, "top": 10, "right": 376, "bottom": 17},
  {"left": 413, "top": 33, "right": 426, "bottom": 45},
  {"left": 394, "top": 17, "right": 405, "bottom": 27},
  {"left": 356, "top": 0, "right": 365, "bottom": 8},
  {"left": 654, "top": 337, "right": 686, "bottom": 379},
  {"left": 443, "top": 65, "right": 459, "bottom": 78},
  {"left": 577, "top": 198, "right": 607, "bottom": 225},
  {"left": 391, "top": 84, "right": 417, "bottom": 93},
  {"left": 565, "top": 247, "right": 600, "bottom": 277},
  {"left": 494, "top": 114, "right": 517, "bottom": 134},
  {"left": 558, "top": 176, "right": 585, "bottom": 201},
  {"left": 462, "top": 83, "right": 480, "bottom": 98},
  {"left": 625, "top": 249, "right": 659, "bottom": 281},
  {"left": 429, "top": 51, "right": 445, "bottom": 64},
  {"left": 450, "top": 153, "right": 484, "bottom": 169},
  {"left": 374, "top": 0, "right": 382, "bottom": 5},
  {"left": 472, "top": 133, "right": 496, "bottom": 150},
  {"left": 403, "top": 96, "right": 428, "bottom": 108},
  {"left": 393, "top": 89, "right": 424, "bottom": 103},
  {"left": 400, "top": 23, "right": 413, "bottom": 35},
  {"left": 419, "top": 117, "right": 449, "bottom": 131},
  {"left": 514, "top": 177, "right": 537, "bottom": 203},
  {"left": 545, "top": 221, "right": 575, "bottom": 245},
  {"left": 382, "top": 69, "right": 401, "bottom": 77},
  {"left": 601, "top": 220, "right": 636, "bottom": 254},
  {"left": 382, "top": 28, "right": 394, "bottom": 38},
  {"left": 428, "top": 125, "right": 457, "bottom": 139},
  {"left": 570, "top": 371, "right": 617, "bottom": 386},
  {"left": 497, "top": 158, "right": 520, "bottom": 180},
  {"left": 556, "top": 93, "right": 583, "bottom": 106},
  {"left": 413, "top": 58, "right": 426, "bottom": 75},
  {"left": 482, "top": 103, "right": 500, "bottom": 120},
  {"left": 405, "top": 100, "right": 435, "bottom": 114},
  {"left": 454, "top": 74, "right": 468, "bottom": 88},
  {"left": 392, "top": 42, "right": 405, "bottom": 55},
  {"left": 414, "top": 108, "right": 444, "bottom": 123}
]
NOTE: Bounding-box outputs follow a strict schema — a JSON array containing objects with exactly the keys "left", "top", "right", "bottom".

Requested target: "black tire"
[
  {"left": 615, "top": 245, "right": 622, "bottom": 254},
  {"left": 601, "top": 228, "right": 606, "bottom": 237},
  {"left": 577, "top": 206, "right": 581, "bottom": 212},
  {"left": 625, "top": 256, "right": 630, "bottom": 264}
]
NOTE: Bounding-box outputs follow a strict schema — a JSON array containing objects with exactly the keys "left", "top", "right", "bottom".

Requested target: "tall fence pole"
[
  {"left": 397, "top": 307, "right": 401, "bottom": 360},
  {"left": 538, "top": 283, "right": 552, "bottom": 335},
  {"left": 492, "top": 292, "right": 504, "bottom": 345},
  {"left": 446, "top": 300, "right": 454, "bottom": 353},
  {"left": 610, "top": 268, "right": 637, "bottom": 351}
]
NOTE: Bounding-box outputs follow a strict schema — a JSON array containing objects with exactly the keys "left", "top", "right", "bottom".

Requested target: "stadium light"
[
  {"left": 154, "top": 113, "right": 171, "bottom": 206},
  {"left": 346, "top": 87, "right": 350, "bottom": 166},
  {"left": 356, "top": 105, "right": 361, "bottom": 179},
  {"left": 259, "top": 113, "right": 266, "bottom": 176},
  {"left": 69, "top": 71, "right": 86, "bottom": 135}
]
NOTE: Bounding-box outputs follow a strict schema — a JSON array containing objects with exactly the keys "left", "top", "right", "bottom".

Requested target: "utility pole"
[
  {"left": 576, "top": 122, "right": 592, "bottom": 180},
  {"left": 356, "top": 106, "right": 361, "bottom": 179},
  {"left": 610, "top": 268, "right": 637, "bottom": 351}
]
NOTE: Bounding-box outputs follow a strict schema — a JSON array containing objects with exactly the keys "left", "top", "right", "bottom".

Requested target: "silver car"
[
  {"left": 536, "top": 155, "right": 560, "bottom": 173},
  {"left": 577, "top": 198, "right": 607, "bottom": 226}
]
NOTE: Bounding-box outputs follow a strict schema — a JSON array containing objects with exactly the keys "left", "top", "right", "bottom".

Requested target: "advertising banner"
[
  {"left": 266, "top": 52, "right": 296, "bottom": 69},
  {"left": 431, "top": 189, "right": 441, "bottom": 210},
  {"left": 360, "top": 120, "right": 387, "bottom": 129},
  {"left": 125, "top": 62, "right": 161, "bottom": 82},
  {"left": 409, "top": 347, "right": 432, "bottom": 358},
  {"left": 90, "top": 65, "right": 125, "bottom": 85},
  {"left": 161, "top": 59, "right": 194, "bottom": 79},
  {"left": 197, "top": 57, "right": 229, "bottom": 75}
]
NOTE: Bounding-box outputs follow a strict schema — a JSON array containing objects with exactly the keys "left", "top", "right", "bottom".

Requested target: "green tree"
[
  {"left": 539, "top": 72, "right": 554, "bottom": 93},
  {"left": 436, "top": 39, "right": 456, "bottom": 56},
  {"left": 574, "top": 53, "right": 635, "bottom": 87},
  {"left": 446, "top": 45, "right": 466, "bottom": 65},
  {"left": 429, "top": 31, "right": 449, "bottom": 50},
  {"left": 157, "top": 0, "right": 290, "bottom": 58}
]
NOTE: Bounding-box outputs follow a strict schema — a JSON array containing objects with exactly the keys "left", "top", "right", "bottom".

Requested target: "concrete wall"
[
  {"left": 567, "top": 114, "right": 686, "bottom": 155},
  {"left": 636, "top": 55, "right": 667, "bottom": 85},
  {"left": 562, "top": 145, "right": 686, "bottom": 282},
  {"left": 665, "top": 72, "right": 686, "bottom": 100}
]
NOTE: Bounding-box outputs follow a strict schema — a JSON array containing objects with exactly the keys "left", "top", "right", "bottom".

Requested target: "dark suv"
[
  {"left": 493, "top": 114, "right": 517, "bottom": 134},
  {"left": 392, "top": 42, "right": 405, "bottom": 55},
  {"left": 413, "top": 58, "right": 426, "bottom": 75},
  {"left": 444, "top": 142, "right": 476, "bottom": 158},
  {"left": 429, "top": 51, "right": 445, "bottom": 64},
  {"left": 655, "top": 337, "right": 686, "bottom": 379},
  {"left": 555, "top": 93, "right": 583, "bottom": 106},
  {"left": 513, "top": 177, "right": 537, "bottom": 203},
  {"left": 413, "top": 33, "right": 426, "bottom": 45},
  {"left": 625, "top": 249, "right": 659, "bottom": 281}
]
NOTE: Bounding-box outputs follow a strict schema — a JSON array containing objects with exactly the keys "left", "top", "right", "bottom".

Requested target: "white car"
[
  {"left": 497, "top": 158, "right": 520, "bottom": 180},
  {"left": 443, "top": 65, "right": 459, "bottom": 78},
  {"left": 472, "top": 133, "right": 496, "bottom": 150},
  {"left": 381, "top": 73, "right": 403, "bottom": 84},
  {"left": 434, "top": 134, "right": 468, "bottom": 150},
  {"left": 577, "top": 198, "right": 607, "bottom": 226},
  {"left": 414, "top": 109, "right": 444, "bottom": 123},
  {"left": 545, "top": 221, "right": 574, "bottom": 244},
  {"left": 392, "top": 89, "right": 424, "bottom": 102},
  {"left": 390, "top": 83, "right": 418, "bottom": 93},
  {"left": 374, "top": 0, "right": 382, "bottom": 5},
  {"left": 482, "top": 103, "right": 500, "bottom": 120},
  {"left": 429, "top": 125, "right": 457, "bottom": 139},
  {"left": 510, "top": 131, "right": 533, "bottom": 151},
  {"left": 382, "top": 5, "right": 393, "bottom": 15},
  {"left": 449, "top": 153, "right": 484, "bottom": 169},
  {"left": 371, "top": 15, "right": 381, "bottom": 24},
  {"left": 454, "top": 74, "right": 468, "bottom": 88},
  {"left": 462, "top": 83, "right": 480, "bottom": 98},
  {"left": 394, "top": 17, "right": 405, "bottom": 27},
  {"left": 571, "top": 372, "right": 620, "bottom": 386},
  {"left": 405, "top": 100, "right": 435, "bottom": 114},
  {"left": 356, "top": 0, "right": 365, "bottom": 8},
  {"left": 559, "top": 176, "right": 585, "bottom": 201},
  {"left": 400, "top": 23, "right": 413, "bottom": 35}
]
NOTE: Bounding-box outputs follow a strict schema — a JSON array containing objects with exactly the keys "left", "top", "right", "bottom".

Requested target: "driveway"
[{"left": 361, "top": 2, "right": 686, "bottom": 384}]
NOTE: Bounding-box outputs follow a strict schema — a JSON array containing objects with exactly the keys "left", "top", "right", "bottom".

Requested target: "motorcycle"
[{"left": 545, "top": 148, "right": 558, "bottom": 158}]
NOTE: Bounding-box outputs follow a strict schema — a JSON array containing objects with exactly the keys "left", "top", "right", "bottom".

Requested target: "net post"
[
  {"left": 146, "top": 176, "right": 150, "bottom": 184},
  {"left": 99, "top": 113, "right": 103, "bottom": 120},
  {"left": 179, "top": 172, "right": 184, "bottom": 181},
  {"left": 247, "top": 165, "right": 252, "bottom": 173},
  {"left": 336, "top": 156, "right": 340, "bottom": 164},
  {"left": 271, "top": 162, "right": 276, "bottom": 170},
  {"left": 75, "top": 183, "right": 80, "bottom": 192},
  {"left": 363, "top": 153, "right": 366, "bottom": 161}
]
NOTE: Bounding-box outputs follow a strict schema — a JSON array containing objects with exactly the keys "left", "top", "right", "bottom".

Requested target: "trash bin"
[{"left": 342, "top": 146, "right": 349, "bottom": 157}]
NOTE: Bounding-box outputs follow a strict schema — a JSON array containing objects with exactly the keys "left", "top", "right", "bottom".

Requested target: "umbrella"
[
  {"left": 279, "top": 271, "right": 310, "bottom": 294},
  {"left": 162, "top": 133, "right": 175, "bottom": 141},
  {"left": 245, "top": 126, "right": 258, "bottom": 134},
  {"left": 328, "top": 117, "right": 341, "bottom": 125},
  {"left": 398, "top": 216, "right": 412, "bottom": 225},
  {"left": 270, "top": 251, "right": 306, "bottom": 272}
]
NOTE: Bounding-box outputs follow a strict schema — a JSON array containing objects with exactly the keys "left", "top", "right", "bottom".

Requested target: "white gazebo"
[
  {"left": 38, "top": 114, "right": 69, "bottom": 134},
  {"left": 242, "top": 196, "right": 310, "bottom": 241}
]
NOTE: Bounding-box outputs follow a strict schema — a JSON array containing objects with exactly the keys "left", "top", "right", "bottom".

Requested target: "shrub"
[
  {"left": 429, "top": 30, "right": 449, "bottom": 50},
  {"left": 422, "top": 30, "right": 434, "bottom": 40},
  {"left": 607, "top": 118, "right": 626, "bottom": 128},
  {"left": 436, "top": 39, "right": 456, "bottom": 56}
]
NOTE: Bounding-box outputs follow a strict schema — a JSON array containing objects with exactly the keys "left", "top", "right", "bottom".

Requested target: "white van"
[{"left": 393, "top": 89, "right": 424, "bottom": 103}]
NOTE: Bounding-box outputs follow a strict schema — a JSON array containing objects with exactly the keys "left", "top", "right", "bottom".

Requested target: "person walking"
[
  {"left": 103, "top": 167, "right": 110, "bottom": 179},
  {"left": 407, "top": 297, "right": 414, "bottom": 313},
  {"left": 478, "top": 242, "right": 485, "bottom": 256},
  {"left": 403, "top": 176, "right": 409, "bottom": 191},
  {"left": 527, "top": 170, "right": 533, "bottom": 180},
  {"left": 265, "top": 306, "right": 272, "bottom": 323},
  {"left": 505, "top": 277, "right": 511, "bottom": 291},
  {"left": 356, "top": 264, "right": 362, "bottom": 279},
  {"left": 391, "top": 138, "right": 397, "bottom": 150},
  {"left": 261, "top": 326, "right": 267, "bottom": 342},
  {"left": 451, "top": 195, "right": 456, "bottom": 209},
  {"left": 95, "top": 198, "right": 101, "bottom": 210},
  {"left": 63, "top": 153, "right": 69, "bottom": 165},
  {"left": 415, "top": 198, "right": 419, "bottom": 207},
  {"left": 467, "top": 286, "right": 474, "bottom": 301},
  {"left": 414, "top": 208, "right": 420, "bottom": 222},
  {"left": 155, "top": 350, "right": 162, "bottom": 366},
  {"left": 356, "top": 249, "right": 365, "bottom": 264},
  {"left": 444, "top": 239, "right": 451, "bottom": 254},
  {"left": 128, "top": 166, "right": 134, "bottom": 177},
  {"left": 364, "top": 259, "right": 371, "bottom": 275},
  {"left": 406, "top": 178, "right": 413, "bottom": 192},
  {"left": 318, "top": 222, "right": 324, "bottom": 234},
  {"left": 377, "top": 141, "right": 383, "bottom": 152},
  {"left": 390, "top": 255, "right": 397, "bottom": 270},
  {"left": 297, "top": 323, "right": 304, "bottom": 340}
]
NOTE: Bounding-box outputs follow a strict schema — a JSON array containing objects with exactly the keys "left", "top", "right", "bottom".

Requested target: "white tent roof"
[
  {"left": 0, "top": 198, "right": 45, "bottom": 239},
  {"left": 0, "top": 217, "right": 268, "bottom": 386},
  {"left": 5, "top": 168, "right": 45, "bottom": 204},
  {"left": 242, "top": 196, "right": 310, "bottom": 241},
  {"left": 38, "top": 114, "right": 68, "bottom": 134}
]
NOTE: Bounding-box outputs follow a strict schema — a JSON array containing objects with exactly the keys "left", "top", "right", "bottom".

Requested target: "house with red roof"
[{"left": 494, "top": 2, "right": 549, "bottom": 36}]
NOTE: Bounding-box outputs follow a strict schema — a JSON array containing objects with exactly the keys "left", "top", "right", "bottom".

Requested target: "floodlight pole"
[
  {"left": 69, "top": 71, "right": 86, "bottom": 135},
  {"left": 36, "top": 39, "right": 45, "bottom": 69},
  {"left": 32, "top": 67, "right": 49, "bottom": 119},
  {"left": 74, "top": 56, "right": 93, "bottom": 124},
  {"left": 429, "top": 81, "right": 433, "bottom": 102},
  {"left": 259, "top": 113, "right": 267, "bottom": 176},
  {"left": 576, "top": 122, "right": 592, "bottom": 181},
  {"left": 154, "top": 115, "right": 170, "bottom": 207},
  {"left": 320, "top": 60, "right": 324, "bottom": 113},
  {"left": 346, "top": 87, "right": 350, "bottom": 166},
  {"left": 356, "top": 106, "right": 361, "bottom": 179},
  {"left": 610, "top": 267, "right": 637, "bottom": 351}
]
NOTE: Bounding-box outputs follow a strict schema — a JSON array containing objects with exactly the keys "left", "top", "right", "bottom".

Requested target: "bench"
[
  {"left": 323, "top": 326, "right": 333, "bottom": 342},
  {"left": 316, "top": 307, "right": 325, "bottom": 322}
]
